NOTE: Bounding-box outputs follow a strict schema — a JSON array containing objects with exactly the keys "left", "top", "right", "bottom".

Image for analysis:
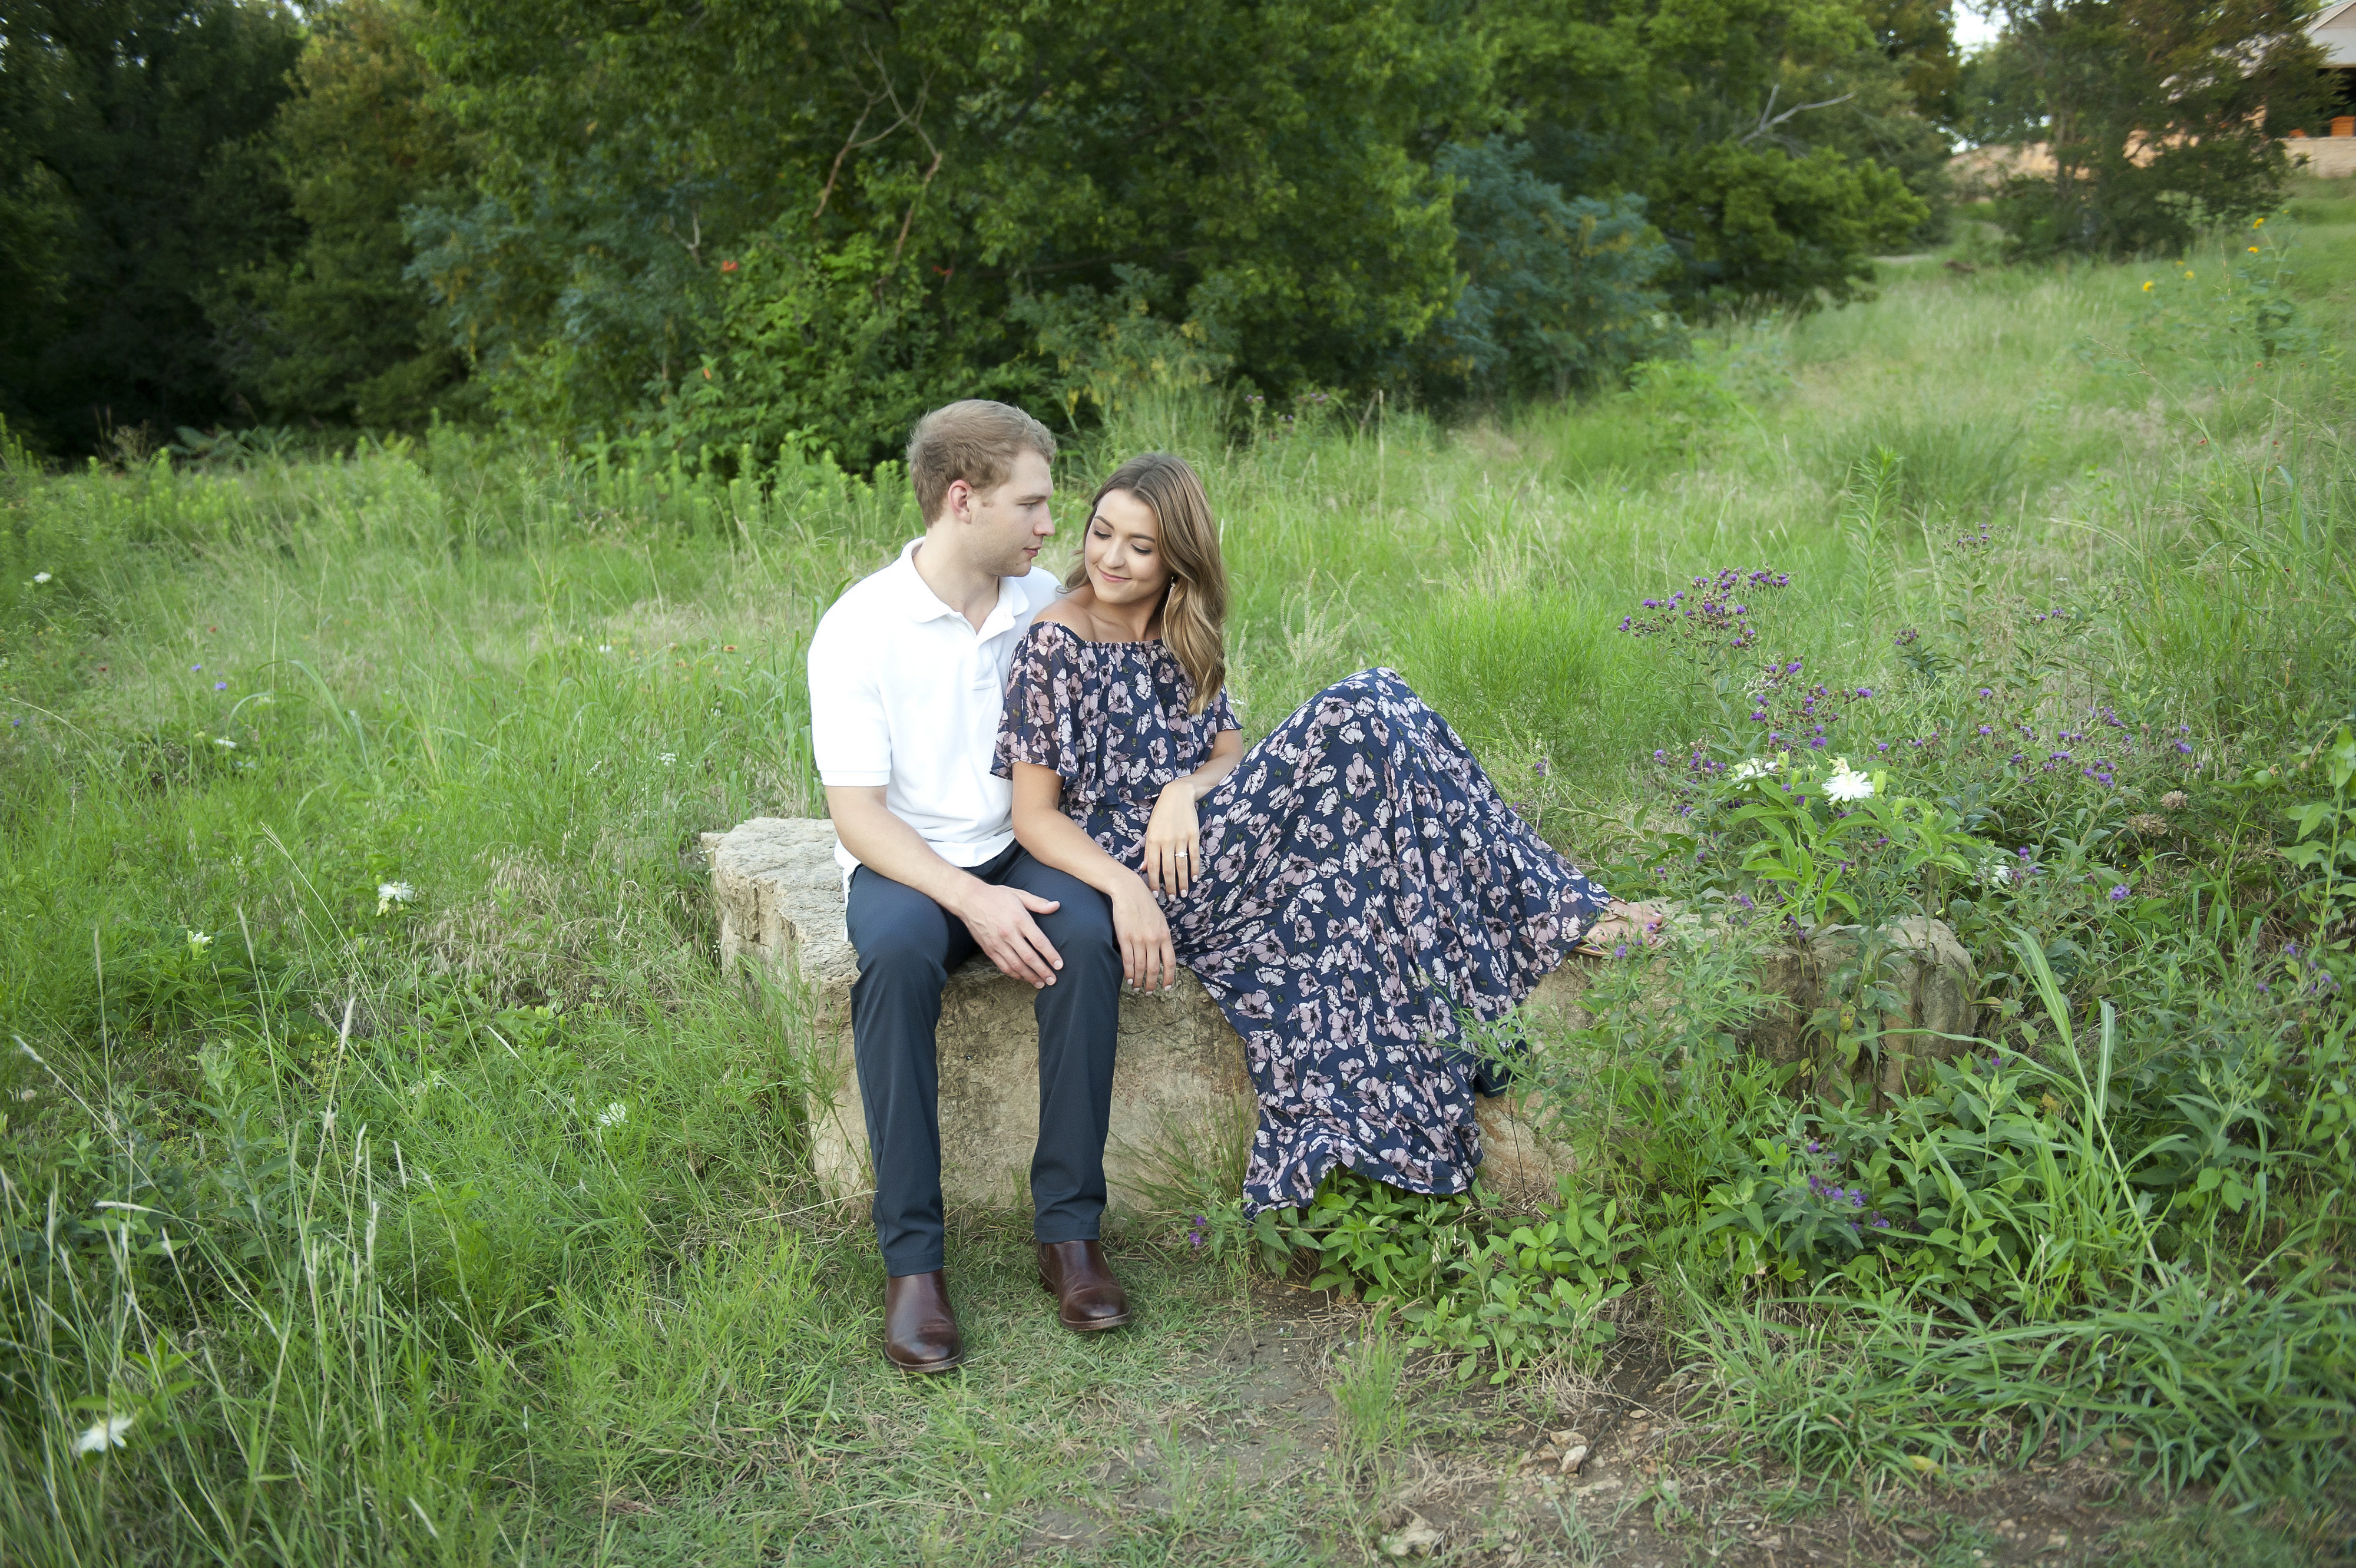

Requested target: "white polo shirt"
[{"left": 807, "top": 538, "right": 1061, "bottom": 879}]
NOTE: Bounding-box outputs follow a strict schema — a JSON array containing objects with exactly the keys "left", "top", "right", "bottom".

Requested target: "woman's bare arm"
[{"left": 1010, "top": 761, "right": 1180, "bottom": 989}]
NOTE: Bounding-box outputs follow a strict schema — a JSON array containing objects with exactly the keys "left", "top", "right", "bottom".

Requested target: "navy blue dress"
[{"left": 994, "top": 621, "right": 1612, "bottom": 1212}]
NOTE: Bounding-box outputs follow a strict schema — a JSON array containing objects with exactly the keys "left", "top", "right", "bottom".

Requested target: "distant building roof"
[{"left": 2316, "top": 0, "right": 2356, "bottom": 68}]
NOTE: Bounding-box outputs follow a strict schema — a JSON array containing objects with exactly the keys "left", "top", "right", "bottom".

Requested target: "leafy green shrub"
[
  {"left": 1197, "top": 1169, "right": 1636, "bottom": 1383},
  {"left": 1420, "top": 139, "right": 1680, "bottom": 401}
]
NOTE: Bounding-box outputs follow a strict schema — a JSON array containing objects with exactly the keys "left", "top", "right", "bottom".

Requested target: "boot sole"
[{"left": 887, "top": 1349, "right": 966, "bottom": 1374}]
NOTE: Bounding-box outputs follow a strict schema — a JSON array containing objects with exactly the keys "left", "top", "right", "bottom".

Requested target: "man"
[{"left": 807, "top": 399, "right": 1130, "bottom": 1374}]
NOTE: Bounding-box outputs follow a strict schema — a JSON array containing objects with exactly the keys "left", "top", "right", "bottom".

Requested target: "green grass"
[{"left": 4, "top": 204, "right": 2355, "bottom": 1563}]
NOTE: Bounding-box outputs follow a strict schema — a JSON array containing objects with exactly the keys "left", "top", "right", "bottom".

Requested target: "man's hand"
[
  {"left": 956, "top": 881, "right": 1065, "bottom": 988},
  {"left": 1109, "top": 878, "right": 1179, "bottom": 991}
]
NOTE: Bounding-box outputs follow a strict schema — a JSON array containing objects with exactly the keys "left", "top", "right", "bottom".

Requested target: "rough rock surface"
[
  {"left": 1752, "top": 917, "right": 1980, "bottom": 1099},
  {"left": 707, "top": 818, "right": 1980, "bottom": 1211},
  {"left": 707, "top": 816, "right": 1589, "bottom": 1215}
]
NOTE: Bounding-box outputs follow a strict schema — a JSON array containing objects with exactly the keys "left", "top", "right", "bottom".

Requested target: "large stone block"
[
  {"left": 707, "top": 816, "right": 1590, "bottom": 1215},
  {"left": 707, "top": 818, "right": 1981, "bottom": 1212},
  {"left": 1751, "top": 917, "right": 1980, "bottom": 1100}
]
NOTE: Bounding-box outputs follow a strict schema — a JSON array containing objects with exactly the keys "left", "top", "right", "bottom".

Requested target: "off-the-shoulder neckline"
[{"left": 1026, "top": 617, "right": 1166, "bottom": 650}]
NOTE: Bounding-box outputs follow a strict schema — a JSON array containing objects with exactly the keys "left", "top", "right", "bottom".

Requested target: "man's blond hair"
[{"left": 906, "top": 401, "right": 1057, "bottom": 525}]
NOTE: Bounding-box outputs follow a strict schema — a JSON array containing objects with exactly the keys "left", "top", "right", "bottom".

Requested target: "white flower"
[
  {"left": 595, "top": 1101, "right": 628, "bottom": 1128},
  {"left": 186, "top": 929, "right": 213, "bottom": 955},
  {"left": 658, "top": 753, "right": 677, "bottom": 766},
  {"left": 1977, "top": 861, "right": 2014, "bottom": 888},
  {"left": 1824, "top": 769, "right": 1875, "bottom": 802},
  {"left": 376, "top": 881, "right": 416, "bottom": 916},
  {"left": 1730, "top": 757, "right": 1778, "bottom": 782},
  {"left": 213, "top": 736, "right": 237, "bottom": 749},
  {"left": 597, "top": 644, "right": 613, "bottom": 653},
  {"left": 73, "top": 1413, "right": 135, "bottom": 1454},
  {"left": 32, "top": 572, "right": 53, "bottom": 584}
]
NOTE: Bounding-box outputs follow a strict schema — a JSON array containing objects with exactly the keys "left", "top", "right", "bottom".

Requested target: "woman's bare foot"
[{"left": 1581, "top": 899, "right": 1667, "bottom": 954}]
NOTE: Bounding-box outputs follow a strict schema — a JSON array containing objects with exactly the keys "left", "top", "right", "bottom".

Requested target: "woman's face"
[{"left": 1083, "top": 488, "right": 1170, "bottom": 612}]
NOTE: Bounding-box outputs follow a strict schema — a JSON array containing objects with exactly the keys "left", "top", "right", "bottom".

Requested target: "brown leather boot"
[
  {"left": 1037, "top": 1239, "right": 1131, "bottom": 1332},
  {"left": 884, "top": 1270, "right": 964, "bottom": 1374}
]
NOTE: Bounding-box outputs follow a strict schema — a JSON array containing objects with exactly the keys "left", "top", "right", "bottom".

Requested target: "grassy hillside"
[{"left": 2, "top": 188, "right": 2352, "bottom": 1564}]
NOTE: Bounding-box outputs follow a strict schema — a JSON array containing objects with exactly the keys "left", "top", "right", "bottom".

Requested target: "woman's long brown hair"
[{"left": 1066, "top": 453, "right": 1229, "bottom": 714}]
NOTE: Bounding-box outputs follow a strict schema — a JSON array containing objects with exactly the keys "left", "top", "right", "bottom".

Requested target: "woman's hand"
[
  {"left": 1143, "top": 780, "right": 1203, "bottom": 898},
  {"left": 1110, "top": 876, "right": 1180, "bottom": 990}
]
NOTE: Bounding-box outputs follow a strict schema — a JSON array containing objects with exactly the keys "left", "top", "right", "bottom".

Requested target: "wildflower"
[
  {"left": 2142, "top": 280, "right": 2154, "bottom": 292},
  {"left": 1730, "top": 757, "right": 1777, "bottom": 781},
  {"left": 186, "top": 928, "right": 213, "bottom": 954},
  {"left": 1978, "top": 688, "right": 1993, "bottom": 699},
  {"left": 1188, "top": 1214, "right": 1209, "bottom": 1251},
  {"left": 1855, "top": 687, "right": 1873, "bottom": 699},
  {"left": 2108, "top": 884, "right": 2131, "bottom": 902},
  {"left": 2161, "top": 790, "right": 2188, "bottom": 811},
  {"left": 74, "top": 1414, "right": 135, "bottom": 1455},
  {"left": 32, "top": 571, "right": 52, "bottom": 584},
  {"left": 598, "top": 644, "right": 613, "bottom": 653},
  {"left": 720, "top": 259, "right": 739, "bottom": 273},
  {"left": 2176, "top": 740, "right": 2193, "bottom": 755},
  {"left": 2248, "top": 246, "right": 2260, "bottom": 253},
  {"left": 190, "top": 664, "right": 201, "bottom": 673},
  {"left": 1869, "top": 1214, "right": 1891, "bottom": 1229},
  {"left": 595, "top": 1102, "right": 628, "bottom": 1128},
  {"left": 213, "top": 681, "right": 227, "bottom": 691},
  {"left": 659, "top": 752, "right": 678, "bottom": 766},
  {"left": 1533, "top": 757, "right": 1550, "bottom": 779},
  {"left": 213, "top": 737, "right": 236, "bottom": 749},
  {"left": 2255, "top": 217, "right": 2265, "bottom": 227},
  {"left": 1806, "top": 1140, "right": 1821, "bottom": 1153},
  {"left": 1825, "top": 769, "right": 1873, "bottom": 802},
  {"left": 1978, "top": 725, "right": 1993, "bottom": 735},
  {"left": 377, "top": 881, "right": 416, "bottom": 915}
]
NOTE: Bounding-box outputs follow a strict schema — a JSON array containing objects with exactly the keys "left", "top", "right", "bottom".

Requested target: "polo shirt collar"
[{"left": 891, "top": 538, "right": 1031, "bottom": 637}]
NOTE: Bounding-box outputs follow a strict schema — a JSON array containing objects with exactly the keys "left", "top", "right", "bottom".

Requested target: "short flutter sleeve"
[
  {"left": 994, "top": 623, "right": 1094, "bottom": 787},
  {"left": 1208, "top": 686, "right": 1239, "bottom": 734}
]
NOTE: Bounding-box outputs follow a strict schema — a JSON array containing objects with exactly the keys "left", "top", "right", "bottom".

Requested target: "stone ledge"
[
  {"left": 707, "top": 817, "right": 1980, "bottom": 1216},
  {"left": 707, "top": 816, "right": 1592, "bottom": 1214}
]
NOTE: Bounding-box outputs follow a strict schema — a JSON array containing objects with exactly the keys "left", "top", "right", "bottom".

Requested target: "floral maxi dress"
[{"left": 994, "top": 622, "right": 1612, "bottom": 1213}]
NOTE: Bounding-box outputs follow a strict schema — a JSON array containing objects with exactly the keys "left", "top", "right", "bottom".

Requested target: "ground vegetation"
[{"left": 2, "top": 183, "right": 2352, "bottom": 1561}]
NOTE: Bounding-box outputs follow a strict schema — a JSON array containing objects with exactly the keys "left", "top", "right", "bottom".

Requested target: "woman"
[{"left": 995, "top": 452, "right": 1649, "bottom": 1213}]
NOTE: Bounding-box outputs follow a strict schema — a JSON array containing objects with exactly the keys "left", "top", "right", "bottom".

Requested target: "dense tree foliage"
[
  {"left": 0, "top": 0, "right": 300, "bottom": 452},
  {"left": 1982, "top": 0, "right": 2328, "bottom": 257},
  {"left": 213, "top": 0, "right": 472, "bottom": 428},
  {"left": 1, "top": 0, "right": 2147, "bottom": 463}
]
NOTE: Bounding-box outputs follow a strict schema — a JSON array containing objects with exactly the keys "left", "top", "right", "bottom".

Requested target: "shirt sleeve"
[
  {"left": 807, "top": 605, "right": 891, "bottom": 787},
  {"left": 992, "top": 625, "right": 1085, "bottom": 784}
]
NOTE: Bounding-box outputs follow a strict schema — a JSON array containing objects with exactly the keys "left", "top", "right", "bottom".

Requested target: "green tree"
[
  {"left": 405, "top": 0, "right": 1489, "bottom": 462},
  {"left": 1488, "top": 0, "right": 1942, "bottom": 310},
  {"left": 1418, "top": 138, "right": 1681, "bottom": 399},
  {"left": 1990, "top": 0, "right": 2328, "bottom": 256},
  {"left": 0, "top": 0, "right": 302, "bottom": 454},
  {"left": 213, "top": 0, "right": 472, "bottom": 428}
]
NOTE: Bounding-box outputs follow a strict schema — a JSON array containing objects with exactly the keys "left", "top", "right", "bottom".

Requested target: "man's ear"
[{"left": 941, "top": 477, "right": 975, "bottom": 525}]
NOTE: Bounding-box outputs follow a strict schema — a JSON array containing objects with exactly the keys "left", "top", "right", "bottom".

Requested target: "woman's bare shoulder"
[{"left": 1030, "top": 594, "right": 1092, "bottom": 636}]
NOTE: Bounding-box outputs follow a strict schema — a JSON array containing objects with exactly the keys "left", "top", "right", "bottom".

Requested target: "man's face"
[{"left": 963, "top": 449, "right": 1055, "bottom": 577}]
